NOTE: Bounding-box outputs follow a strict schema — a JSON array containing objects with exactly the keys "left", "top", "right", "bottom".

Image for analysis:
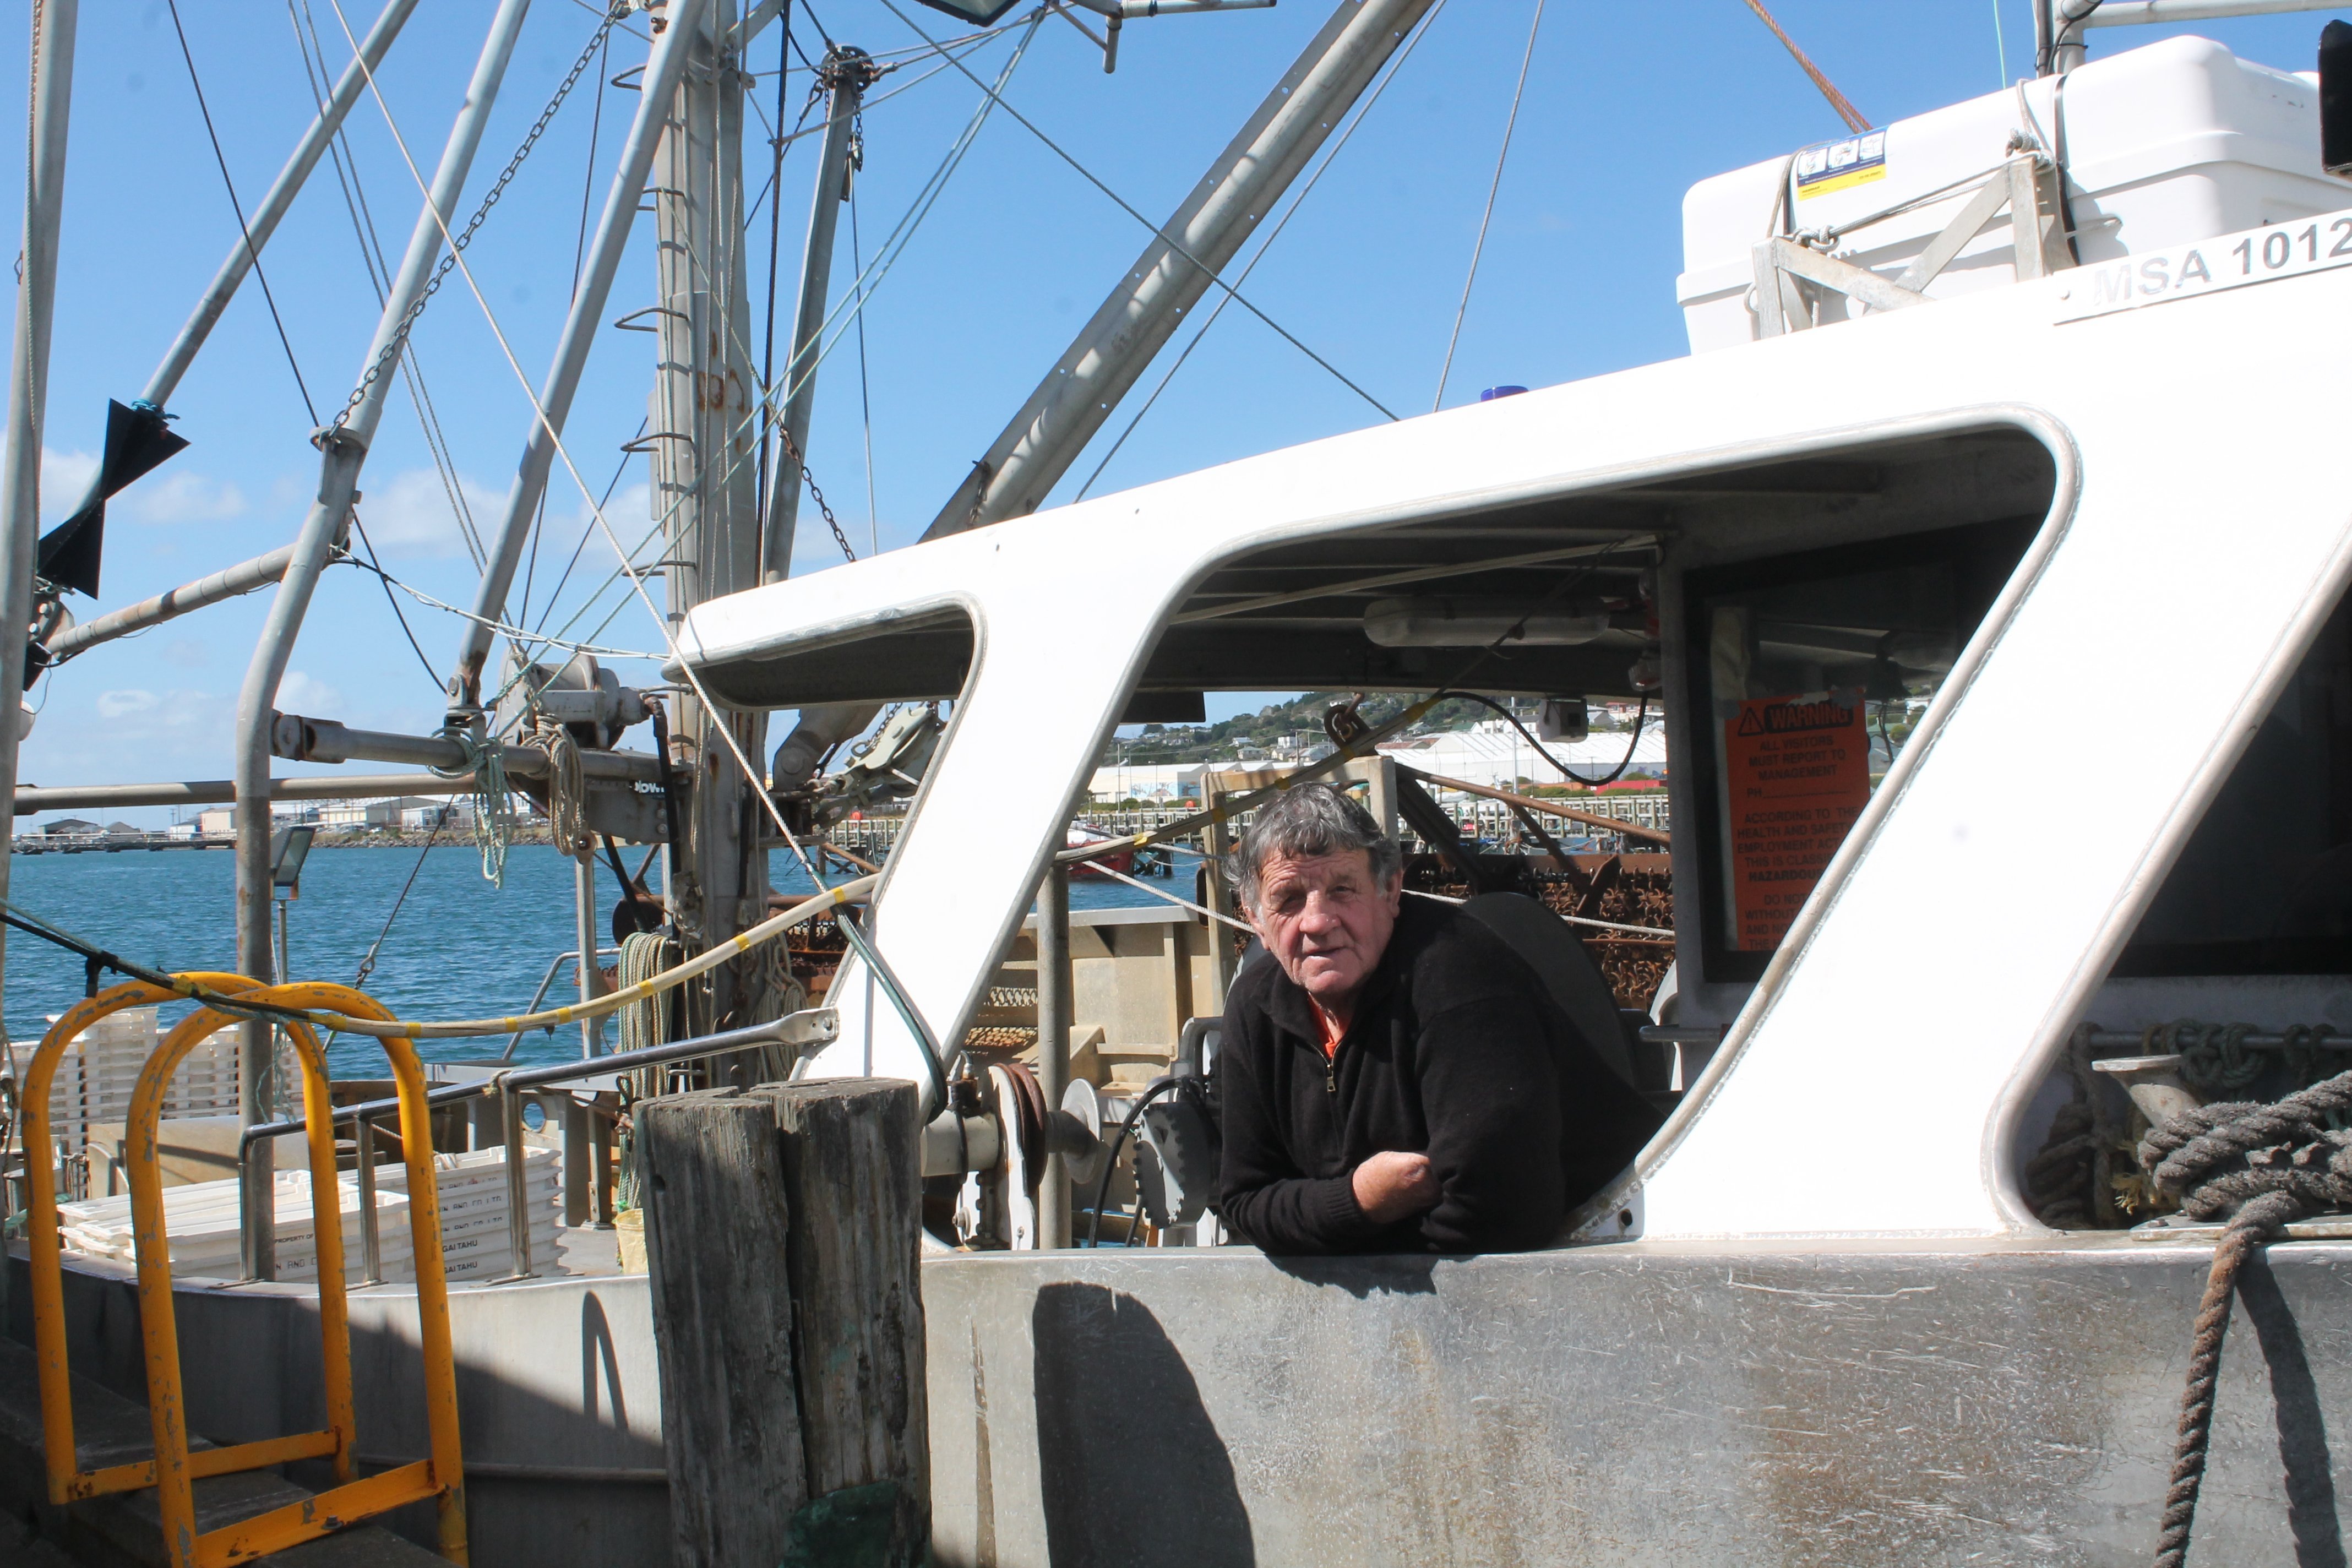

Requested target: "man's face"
[{"left": 1249, "top": 848, "right": 1402, "bottom": 1015}]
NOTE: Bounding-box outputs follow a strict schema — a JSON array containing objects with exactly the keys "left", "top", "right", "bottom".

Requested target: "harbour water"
[{"left": 1, "top": 842, "right": 1166, "bottom": 1076}]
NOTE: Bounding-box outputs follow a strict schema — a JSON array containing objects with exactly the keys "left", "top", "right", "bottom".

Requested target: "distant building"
[
  {"left": 102, "top": 821, "right": 143, "bottom": 837},
  {"left": 194, "top": 806, "right": 235, "bottom": 837},
  {"left": 1086, "top": 763, "right": 1205, "bottom": 803},
  {"left": 42, "top": 818, "right": 99, "bottom": 836},
  {"left": 1377, "top": 717, "right": 1668, "bottom": 788},
  {"left": 402, "top": 799, "right": 467, "bottom": 830}
]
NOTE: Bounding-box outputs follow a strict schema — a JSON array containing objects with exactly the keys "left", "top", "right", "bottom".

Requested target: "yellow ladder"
[{"left": 25, "top": 978, "right": 469, "bottom": 1565}]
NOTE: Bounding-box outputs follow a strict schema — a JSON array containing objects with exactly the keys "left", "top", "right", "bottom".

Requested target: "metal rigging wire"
[
  {"left": 291, "top": 0, "right": 490, "bottom": 573},
  {"left": 1076, "top": 0, "right": 1450, "bottom": 502},
  {"left": 530, "top": 432, "right": 644, "bottom": 636},
  {"left": 342, "top": 516, "right": 446, "bottom": 686},
  {"left": 167, "top": 0, "right": 318, "bottom": 426},
  {"left": 520, "top": 16, "right": 618, "bottom": 630},
  {"left": 874, "top": 0, "right": 1401, "bottom": 423},
  {"left": 286, "top": 0, "right": 484, "bottom": 678},
  {"left": 1433, "top": 0, "right": 1544, "bottom": 413},
  {"left": 323, "top": 5, "right": 623, "bottom": 439}
]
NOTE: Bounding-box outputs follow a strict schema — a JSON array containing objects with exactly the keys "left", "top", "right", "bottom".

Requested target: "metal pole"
[
  {"left": 500, "top": 1079, "right": 535, "bottom": 1280},
  {"left": 923, "top": 0, "right": 1434, "bottom": 537},
  {"left": 562, "top": 1094, "right": 590, "bottom": 1226},
  {"left": 141, "top": 0, "right": 421, "bottom": 411},
  {"left": 1036, "top": 861, "right": 1071, "bottom": 1248},
  {"left": 356, "top": 1109, "right": 383, "bottom": 1286},
  {"left": 42, "top": 543, "right": 295, "bottom": 659},
  {"left": 759, "top": 46, "right": 873, "bottom": 584},
  {"left": 15, "top": 771, "right": 476, "bottom": 813},
  {"left": 575, "top": 850, "right": 607, "bottom": 1055},
  {"left": 591, "top": 1094, "right": 614, "bottom": 1226},
  {"left": 0, "top": 0, "right": 76, "bottom": 1079},
  {"left": 2079, "top": 0, "right": 2350, "bottom": 21},
  {"left": 446, "top": 0, "right": 714, "bottom": 716},
  {"left": 2051, "top": 0, "right": 2094, "bottom": 73},
  {"left": 236, "top": 0, "right": 532, "bottom": 1283}
]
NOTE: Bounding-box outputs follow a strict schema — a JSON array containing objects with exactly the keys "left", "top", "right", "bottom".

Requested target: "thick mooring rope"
[{"left": 2137, "top": 1069, "right": 2352, "bottom": 1567}]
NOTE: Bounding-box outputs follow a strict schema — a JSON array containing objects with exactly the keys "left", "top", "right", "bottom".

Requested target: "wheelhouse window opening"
[
  {"left": 1058, "top": 424, "right": 2065, "bottom": 1254},
  {"left": 2017, "top": 585, "right": 2352, "bottom": 1233},
  {"left": 1679, "top": 517, "right": 2041, "bottom": 985}
]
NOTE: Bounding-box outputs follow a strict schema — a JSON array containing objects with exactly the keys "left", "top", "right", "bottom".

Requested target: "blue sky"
[{"left": 1, "top": 0, "right": 2340, "bottom": 823}]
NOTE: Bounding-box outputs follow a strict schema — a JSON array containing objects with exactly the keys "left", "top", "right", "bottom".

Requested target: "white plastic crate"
[
  {"left": 56, "top": 1145, "right": 560, "bottom": 1285},
  {"left": 34, "top": 1006, "right": 241, "bottom": 1152},
  {"left": 1678, "top": 35, "right": 2352, "bottom": 352}
]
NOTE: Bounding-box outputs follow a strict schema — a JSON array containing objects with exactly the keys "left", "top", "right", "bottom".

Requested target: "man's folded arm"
[
  {"left": 1412, "top": 995, "right": 1568, "bottom": 1253},
  {"left": 1217, "top": 1019, "right": 1386, "bottom": 1254}
]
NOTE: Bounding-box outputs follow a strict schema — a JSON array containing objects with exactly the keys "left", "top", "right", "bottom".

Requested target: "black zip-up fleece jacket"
[{"left": 1218, "top": 899, "right": 1660, "bottom": 1255}]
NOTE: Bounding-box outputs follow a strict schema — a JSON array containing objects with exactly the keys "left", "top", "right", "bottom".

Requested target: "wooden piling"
[{"left": 637, "top": 1076, "right": 929, "bottom": 1568}]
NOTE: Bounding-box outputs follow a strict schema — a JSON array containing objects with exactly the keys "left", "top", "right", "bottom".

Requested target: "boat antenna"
[{"left": 1738, "top": 0, "right": 1870, "bottom": 133}]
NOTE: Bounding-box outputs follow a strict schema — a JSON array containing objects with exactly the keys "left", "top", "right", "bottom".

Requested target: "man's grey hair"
[{"left": 1227, "top": 782, "right": 1402, "bottom": 912}]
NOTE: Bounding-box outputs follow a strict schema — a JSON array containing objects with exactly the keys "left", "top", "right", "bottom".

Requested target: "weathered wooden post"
[{"left": 638, "top": 1076, "right": 929, "bottom": 1568}]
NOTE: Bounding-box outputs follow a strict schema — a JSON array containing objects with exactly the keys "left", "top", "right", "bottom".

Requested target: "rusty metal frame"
[{"left": 24, "top": 978, "right": 469, "bottom": 1565}]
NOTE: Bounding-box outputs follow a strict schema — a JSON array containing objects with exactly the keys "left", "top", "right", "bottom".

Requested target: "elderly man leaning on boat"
[{"left": 1216, "top": 783, "right": 1659, "bottom": 1255}]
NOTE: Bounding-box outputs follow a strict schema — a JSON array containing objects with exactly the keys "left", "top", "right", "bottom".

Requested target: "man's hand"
[{"left": 1351, "top": 1150, "right": 1439, "bottom": 1225}]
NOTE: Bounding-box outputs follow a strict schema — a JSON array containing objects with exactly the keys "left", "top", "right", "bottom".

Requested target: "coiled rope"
[
  {"left": 2136, "top": 1068, "right": 2352, "bottom": 1567},
  {"left": 615, "top": 931, "right": 678, "bottom": 1061},
  {"left": 536, "top": 719, "right": 592, "bottom": 857},
  {"left": 612, "top": 930, "right": 677, "bottom": 1214},
  {"left": 433, "top": 727, "right": 515, "bottom": 888}
]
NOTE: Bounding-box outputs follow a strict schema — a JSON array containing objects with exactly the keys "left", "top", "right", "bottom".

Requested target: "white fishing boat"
[{"left": 10, "top": 1, "right": 2352, "bottom": 1564}]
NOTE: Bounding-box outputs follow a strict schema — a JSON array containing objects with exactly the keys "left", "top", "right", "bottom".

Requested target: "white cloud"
[
  {"left": 96, "top": 688, "right": 159, "bottom": 719},
  {"left": 164, "top": 638, "right": 208, "bottom": 668},
  {"left": 358, "top": 467, "right": 504, "bottom": 559},
  {"left": 39, "top": 448, "right": 97, "bottom": 526},
  {"left": 124, "top": 470, "right": 247, "bottom": 524},
  {"left": 279, "top": 670, "right": 342, "bottom": 716}
]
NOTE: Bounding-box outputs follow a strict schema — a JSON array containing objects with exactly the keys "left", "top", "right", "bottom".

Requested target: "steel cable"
[
  {"left": 875, "top": 0, "right": 1400, "bottom": 422},
  {"left": 1434, "top": 0, "right": 1543, "bottom": 412}
]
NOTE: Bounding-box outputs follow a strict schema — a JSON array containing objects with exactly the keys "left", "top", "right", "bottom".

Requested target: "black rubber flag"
[{"left": 36, "top": 399, "right": 187, "bottom": 599}]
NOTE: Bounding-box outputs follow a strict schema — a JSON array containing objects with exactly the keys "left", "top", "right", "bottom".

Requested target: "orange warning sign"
[{"left": 1724, "top": 689, "right": 1871, "bottom": 951}]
